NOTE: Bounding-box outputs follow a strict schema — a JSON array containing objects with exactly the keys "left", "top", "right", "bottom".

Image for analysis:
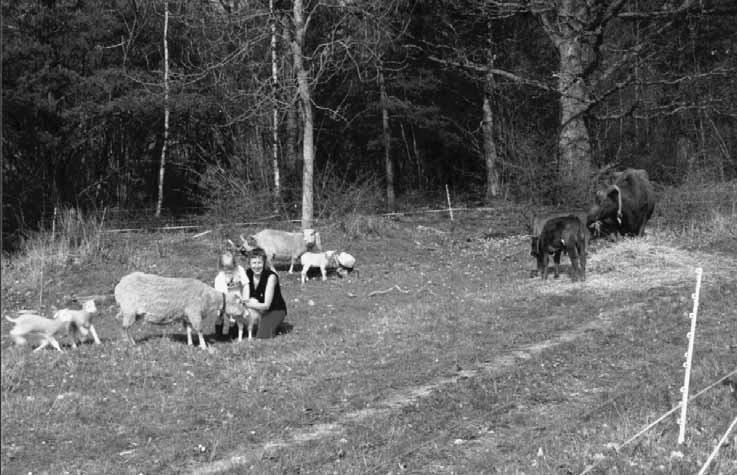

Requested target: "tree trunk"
[
  {"left": 283, "top": 18, "right": 299, "bottom": 180},
  {"left": 155, "top": 0, "right": 169, "bottom": 217},
  {"left": 481, "top": 81, "right": 500, "bottom": 200},
  {"left": 285, "top": 98, "right": 299, "bottom": 177},
  {"left": 270, "top": 0, "right": 280, "bottom": 200},
  {"left": 378, "top": 63, "right": 395, "bottom": 211},
  {"left": 539, "top": 0, "right": 594, "bottom": 197},
  {"left": 291, "top": 0, "right": 314, "bottom": 229},
  {"left": 556, "top": 36, "right": 592, "bottom": 189},
  {"left": 412, "top": 126, "right": 423, "bottom": 188}
]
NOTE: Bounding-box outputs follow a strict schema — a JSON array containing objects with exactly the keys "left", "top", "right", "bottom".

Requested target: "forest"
[{"left": 3, "top": 0, "right": 736, "bottom": 249}]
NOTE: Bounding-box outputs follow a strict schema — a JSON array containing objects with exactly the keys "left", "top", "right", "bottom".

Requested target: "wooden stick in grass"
[{"left": 368, "top": 285, "right": 410, "bottom": 297}]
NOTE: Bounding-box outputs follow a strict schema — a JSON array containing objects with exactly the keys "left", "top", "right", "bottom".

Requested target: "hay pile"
[{"left": 535, "top": 234, "right": 737, "bottom": 295}]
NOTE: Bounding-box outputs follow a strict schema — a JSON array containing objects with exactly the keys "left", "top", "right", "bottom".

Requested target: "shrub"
[
  {"left": 655, "top": 179, "right": 737, "bottom": 249},
  {"left": 1, "top": 208, "right": 107, "bottom": 288}
]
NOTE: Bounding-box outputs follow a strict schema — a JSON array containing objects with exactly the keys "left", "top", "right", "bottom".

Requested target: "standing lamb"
[
  {"left": 52, "top": 299, "right": 101, "bottom": 348},
  {"left": 239, "top": 228, "right": 321, "bottom": 273},
  {"left": 114, "top": 272, "right": 244, "bottom": 349},
  {"left": 300, "top": 250, "right": 339, "bottom": 284}
]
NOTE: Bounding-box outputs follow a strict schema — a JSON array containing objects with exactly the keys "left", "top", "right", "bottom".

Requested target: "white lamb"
[
  {"left": 240, "top": 228, "right": 322, "bottom": 273},
  {"left": 114, "top": 271, "right": 244, "bottom": 350},
  {"left": 300, "top": 250, "right": 339, "bottom": 284},
  {"left": 52, "top": 299, "right": 100, "bottom": 348}
]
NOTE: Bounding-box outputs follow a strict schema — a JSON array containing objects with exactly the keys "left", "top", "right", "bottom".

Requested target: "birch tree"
[
  {"left": 290, "top": 0, "right": 315, "bottom": 229},
  {"left": 270, "top": 0, "right": 281, "bottom": 200},
  {"left": 155, "top": 0, "right": 169, "bottom": 217}
]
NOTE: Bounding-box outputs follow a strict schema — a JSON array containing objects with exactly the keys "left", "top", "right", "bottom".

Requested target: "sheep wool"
[{"left": 115, "top": 271, "right": 242, "bottom": 347}]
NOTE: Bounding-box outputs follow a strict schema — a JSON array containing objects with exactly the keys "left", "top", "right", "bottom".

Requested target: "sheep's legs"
[
  {"left": 186, "top": 325, "right": 208, "bottom": 349},
  {"left": 88, "top": 325, "right": 102, "bottom": 345},
  {"left": 123, "top": 328, "right": 136, "bottom": 345},
  {"left": 34, "top": 337, "right": 63, "bottom": 352},
  {"left": 320, "top": 265, "right": 327, "bottom": 281},
  {"left": 120, "top": 312, "right": 137, "bottom": 345},
  {"left": 247, "top": 309, "right": 261, "bottom": 340}
]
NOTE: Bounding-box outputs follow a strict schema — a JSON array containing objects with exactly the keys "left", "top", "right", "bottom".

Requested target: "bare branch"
[{"left": 427, "top": 55, "right": 557, "bottom": 93}]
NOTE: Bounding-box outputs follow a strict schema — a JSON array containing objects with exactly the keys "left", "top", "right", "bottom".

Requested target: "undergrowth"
[{"left": 1, "top": 208, "right": 107, "bottom": 288}]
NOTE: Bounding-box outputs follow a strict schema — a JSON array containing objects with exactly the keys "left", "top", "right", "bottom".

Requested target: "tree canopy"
[{"left": 3, "top": 0, "right": 736, "bottom": 247}]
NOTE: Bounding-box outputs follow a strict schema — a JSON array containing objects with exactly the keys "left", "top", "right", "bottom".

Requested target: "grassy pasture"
[{"left": 1, "top": 208, "right": 736, "bottom": 475}]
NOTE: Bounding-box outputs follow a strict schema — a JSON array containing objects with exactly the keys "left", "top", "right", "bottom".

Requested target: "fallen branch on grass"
[
  {"left": 192, "top": 229, "right": 212, "bottom": 239},
  {"left": 368, "top": 285, "right": 410, "bottom": 297}
]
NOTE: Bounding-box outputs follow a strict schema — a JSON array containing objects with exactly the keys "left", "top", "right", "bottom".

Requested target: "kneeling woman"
[{"left": 244, "top": 247, "right": 287, "bottom": 338}]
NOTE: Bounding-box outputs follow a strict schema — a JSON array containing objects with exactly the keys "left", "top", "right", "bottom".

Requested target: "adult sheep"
[
  {"left": 114, "top": 272, "right": 244, "bottom": 349},
  {"left": 587, "top": 168, "right": 656, "bottom": 237},
  {"left": 239, "top": 228, "right": 321, "bottom": 273}
]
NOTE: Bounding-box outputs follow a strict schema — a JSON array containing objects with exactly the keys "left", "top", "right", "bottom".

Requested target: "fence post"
[
  {"left": 678, "top": 267, "right": 703, "bottom": 445},
  {"left": 445, "top": 184, "right": 454, "bottom": 221}
]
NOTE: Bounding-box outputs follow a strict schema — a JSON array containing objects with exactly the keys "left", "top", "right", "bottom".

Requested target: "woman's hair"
[{"left": 247, "top": 247, "right": 268, "bottom": 263}]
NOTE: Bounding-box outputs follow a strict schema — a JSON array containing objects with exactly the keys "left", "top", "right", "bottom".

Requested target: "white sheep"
[
  {"left": 114, "top": 272, "right": 244, "bottom": 350},
  {"left": 240, "top": 228, "right": 322, "bottom": 273}
]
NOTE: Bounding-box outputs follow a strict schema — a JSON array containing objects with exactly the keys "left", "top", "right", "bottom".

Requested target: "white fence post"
[
  {"left": 678, "top": 267, "right": 703, "bottom": 445},
  {"left": 445, "top": 184, "right": 454, "bottom": 221}
]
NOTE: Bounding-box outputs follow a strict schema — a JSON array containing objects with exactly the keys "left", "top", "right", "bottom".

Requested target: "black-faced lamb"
[
  {"left": 535, "top": 215, "right": 588, "bottom": 281},
  {"left": 239, "top": 228, "right": 321, "bottom": 273},
  {"left": 114, "top": 272, "right": 244, "bottom": 349}
]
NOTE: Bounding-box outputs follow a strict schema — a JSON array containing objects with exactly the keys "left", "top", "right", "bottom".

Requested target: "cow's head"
[{"left": 588, "top": 184, "right": 622, "bottom": 234}]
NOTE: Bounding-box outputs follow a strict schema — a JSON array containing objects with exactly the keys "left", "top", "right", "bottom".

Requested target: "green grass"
[{"left": 2, "top": 208, "right": 736, "bottom": 475}]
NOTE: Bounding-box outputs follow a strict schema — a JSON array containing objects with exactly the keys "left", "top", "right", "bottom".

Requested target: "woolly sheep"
[
  {"left": 240, "top": 228, "right": 322, "bottom": 273},
  {"left": 114, "top": 271, "right": 244, "bottom": 350}
]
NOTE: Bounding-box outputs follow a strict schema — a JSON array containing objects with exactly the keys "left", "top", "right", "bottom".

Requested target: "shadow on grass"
[
  {"left": 211, "top": 321, "right": 295, "bottom": 343},
  {"left": 130, "top": 321, "right": 297, "bottom": 347}
]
